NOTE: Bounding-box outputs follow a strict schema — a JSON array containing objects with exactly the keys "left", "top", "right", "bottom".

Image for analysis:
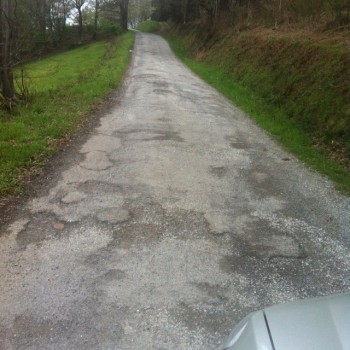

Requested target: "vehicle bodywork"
[{"left": 221, "top": 292, "right": 350, "bottom": 350}]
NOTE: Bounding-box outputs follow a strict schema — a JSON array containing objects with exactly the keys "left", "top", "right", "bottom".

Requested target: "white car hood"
[{"left": 265, "top": 293, "right": 350, "bottom": 350}]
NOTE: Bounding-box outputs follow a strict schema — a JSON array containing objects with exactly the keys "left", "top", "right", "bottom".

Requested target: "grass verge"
[
  {"left": 136, "top": 20, "right": 161, "bottom": 33},
  {"left": 0, "top": 32, "right": 135, "bottom": 197},
  {"left": 166, "top": 34, "right": 350, "bottom": 194}
]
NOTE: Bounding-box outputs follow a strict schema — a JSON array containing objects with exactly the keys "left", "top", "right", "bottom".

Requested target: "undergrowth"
[
  {"left": 136, "top": 20, "right": 161, "bottom": 33},
  {"left": 166, "top": 31, "right": 350, "bottom": 194},
  {"left": 0, "top": 32, "right": 135, "bottom": 197}
]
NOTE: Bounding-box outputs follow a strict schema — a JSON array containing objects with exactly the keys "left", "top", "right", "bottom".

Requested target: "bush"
[
  {"left": 137, "top": 20, "right": 161, "bottom": 33},
  {"left": 99, "top": 22, "right": 122, "bottom": 36}
]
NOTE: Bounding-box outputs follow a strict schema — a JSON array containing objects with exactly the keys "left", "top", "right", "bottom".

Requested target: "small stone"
[
  {"left": 96, "top": 208, "right": 130, "bottom": 224},
  {"left": 80, "top": 151, "right": 113, "bottom": 171},
  {"left": 61, "top": 191, "right": 86, "bottom": 204},
  {"left": 53, "top": 223, "right": 65, "bottom": 230}
]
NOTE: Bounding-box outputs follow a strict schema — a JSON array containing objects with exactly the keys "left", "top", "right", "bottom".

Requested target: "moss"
[
  {"left": 173, "top": 26, "right": 350, "bottom": 155},
  {"left": 166, "top": 26, "right": 350, "bottom": 193}
]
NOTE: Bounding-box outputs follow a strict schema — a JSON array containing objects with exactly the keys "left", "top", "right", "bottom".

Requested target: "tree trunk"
[
  {"left": 119, "top": 0, "right": 128, "bottom": 32},
  {"left": 0, "top": 0, "right": 16, "bottom": 103},
  {"left": 183, "top": 0, "right": 188, "bottom": 24},
  {"left": 77, "top": 6, "right": 83, "bottom": 44},
  {"left": 93, "top": 0, "right": 99, "bottom": 40},
  {"left": 36, "top": 0, "right": 47, "bottom": 49}
]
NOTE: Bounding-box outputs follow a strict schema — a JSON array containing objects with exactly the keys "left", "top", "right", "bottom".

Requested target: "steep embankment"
[{"left": 167, "top": 24, "right": 350, "bottom": 192}]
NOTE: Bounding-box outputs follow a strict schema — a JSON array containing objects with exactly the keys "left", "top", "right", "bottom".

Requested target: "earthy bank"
[{"left": 166, "top": 24, "right": 350, "bottom": 192}]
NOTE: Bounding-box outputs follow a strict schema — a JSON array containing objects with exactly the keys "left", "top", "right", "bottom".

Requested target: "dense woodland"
[{"left": 152, "top": 0, "right": 350, "bottom": 30}]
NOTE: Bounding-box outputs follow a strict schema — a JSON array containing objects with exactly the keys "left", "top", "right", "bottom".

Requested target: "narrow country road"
[{"left": 1, "top": 33, "right": 350, "bottom": 349}]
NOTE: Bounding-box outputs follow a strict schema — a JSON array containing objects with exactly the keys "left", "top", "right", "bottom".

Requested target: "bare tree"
[
  {"left": 74, "top": 0, "right": 86, "bottom": 43},
  {"left": 33, "top": 0, "right": 48, "bottom": 45},
  {"left": 128, "top": 0, "right": 151, "bottom": 28},
  {"left": 50, "top": 0, "right": 73, "bottom": 39},
  {"left": 116, "top": 0, "right": 128, "bottom": 31},
  {"left": 0, "top": 0, "right": 16, "bottom": 104},
  {"left": 93, "top": 0, "right": 99, "bottom": 39}
]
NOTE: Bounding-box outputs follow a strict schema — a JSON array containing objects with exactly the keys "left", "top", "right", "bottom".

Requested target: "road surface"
[{"left": 1, "top": 32, "right": 350, "bottom": 349}]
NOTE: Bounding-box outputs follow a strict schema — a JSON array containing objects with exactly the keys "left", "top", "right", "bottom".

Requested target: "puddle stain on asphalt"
[{"left": 0, "top": 32, "right": 350, "bottom": 350}]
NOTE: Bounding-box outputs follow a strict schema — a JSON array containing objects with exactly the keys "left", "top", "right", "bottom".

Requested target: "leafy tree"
[{"left": 128, "top": 0, "right": 152, "bottom": 27}]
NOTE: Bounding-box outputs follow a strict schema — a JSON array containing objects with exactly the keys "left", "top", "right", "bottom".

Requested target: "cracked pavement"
[{"left": 0, "top": 32, "right": 350, "bottom": 349}]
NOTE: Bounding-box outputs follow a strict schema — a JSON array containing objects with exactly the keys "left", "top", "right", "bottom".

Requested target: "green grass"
[
  {"left": 136, "top": 20, "right": 161, "bottom": 33},
  {"left": 166, "top": 35, "right": 350, "bottom": 194},
  {"left": 0, "top": 32, "right": 135, "bottom": 196}
]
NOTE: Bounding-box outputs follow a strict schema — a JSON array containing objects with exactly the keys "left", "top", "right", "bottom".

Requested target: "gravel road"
[{"left": 1, "top": 32, "right": 350, "bottom": 349}]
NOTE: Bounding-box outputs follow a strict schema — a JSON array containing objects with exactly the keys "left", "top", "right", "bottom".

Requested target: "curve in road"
[{"left": 0, "top": 32, "right": 350, "bottom": 349}]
